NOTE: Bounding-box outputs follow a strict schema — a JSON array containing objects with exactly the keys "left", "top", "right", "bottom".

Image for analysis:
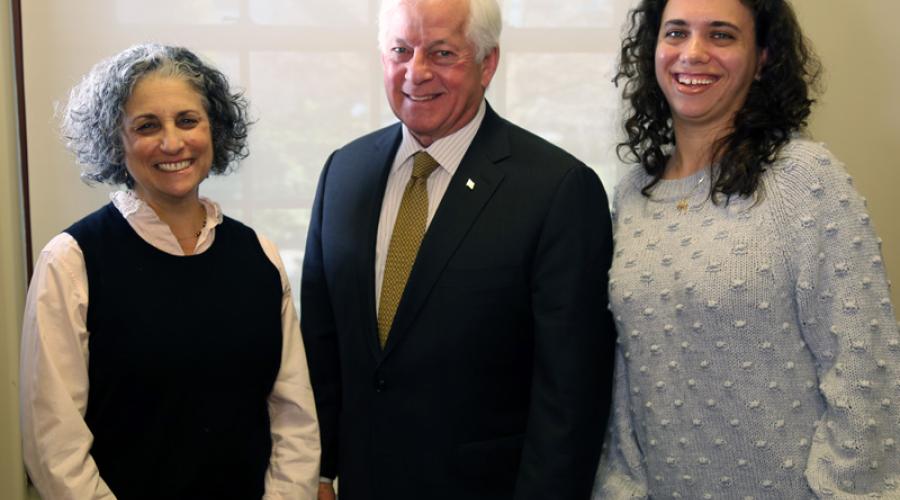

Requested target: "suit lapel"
[
  {"left": 359, "top": 126, "right": 403, "bottom": 360},
  {"left": 382, "top": 106, "right": 511, "bottom": 357}
]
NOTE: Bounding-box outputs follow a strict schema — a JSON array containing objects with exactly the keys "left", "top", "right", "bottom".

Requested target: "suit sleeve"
[
  {"left": 515, "top": 164, "right": 617, "bottom": 500},
  {"left": 300, "top": 152, "right": 342, "bottom": 480}
]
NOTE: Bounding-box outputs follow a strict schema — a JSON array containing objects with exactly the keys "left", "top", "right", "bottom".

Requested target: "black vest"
[{"left": 66, "top": 203, "right": 282, "bottom": 500}]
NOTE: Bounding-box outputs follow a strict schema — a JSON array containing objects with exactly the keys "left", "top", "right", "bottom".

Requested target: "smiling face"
[
  {"left": 655, "top": 0, "right": 766, "bottom": 135},
  {"left": 381, "top": 0, "right": 499, "bottom": 147},
  {"left": 121, "top": 74, "right": 213, "bottom": 209}
]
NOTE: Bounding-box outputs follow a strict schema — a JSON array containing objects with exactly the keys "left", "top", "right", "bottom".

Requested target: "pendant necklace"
[
  {"left": 676, "top": 175, "right": 705, "bottom": 213},
  {"left": 175, "top": 210, "right": 208, "bottom": 241}
]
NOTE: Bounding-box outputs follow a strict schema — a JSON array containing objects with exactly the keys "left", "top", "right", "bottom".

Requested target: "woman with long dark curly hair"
[
  {"left": 594, "top": 0, "right": 900, "bottom": 497},
  {"left": 20, "top": 44, "right": 320, "bottom": 499}
]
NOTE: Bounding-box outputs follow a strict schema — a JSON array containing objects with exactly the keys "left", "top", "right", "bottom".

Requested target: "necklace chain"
[
  {"left": 648, "top": 174, "right": 706, "bottom": 213},
  {"left": 675, "top": 175, "right": 705, "bottom": 213},
  {"left": 174, "top": 211, "right": 207, "bottom": 241}
]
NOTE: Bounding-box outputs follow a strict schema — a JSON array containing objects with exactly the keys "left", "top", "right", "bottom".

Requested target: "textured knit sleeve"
[
  {"left": 593, "top": 348, "right": 650, "bottom": 499},
  {"left": 258, "top": 235, "right": 321, "bottom": 499},
  {"left": 19, "top": 234, "right": 117, "bottom": 500},
  {"left": 769, "top": 140, "right": 900, "bottom": 498},
  {"left": 593, "top": 171, "right": 650, "bottom": 500}
]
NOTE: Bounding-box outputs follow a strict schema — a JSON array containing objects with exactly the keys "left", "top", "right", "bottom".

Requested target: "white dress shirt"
[
  {"left": 19, "top": 190, "right": 320, "bottom": 500},
  {"left": 374, "top": 100, "right": 487, "bottom": 308}
]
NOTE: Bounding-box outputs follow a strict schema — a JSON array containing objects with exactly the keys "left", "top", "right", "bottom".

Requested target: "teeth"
[
  {"left": 408, "top": 94, "right": 436, "bottom": 102},
  {"left": 157, "top": 160, "right": 191, "bottom": 172},
  {"left": 677, "top": 75, "right": 715, "bottom": 85}
]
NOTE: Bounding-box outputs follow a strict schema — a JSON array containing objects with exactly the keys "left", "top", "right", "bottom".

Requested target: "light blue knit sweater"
[{"left": 594, "top": 140, "right": 900, "bottom": 499}]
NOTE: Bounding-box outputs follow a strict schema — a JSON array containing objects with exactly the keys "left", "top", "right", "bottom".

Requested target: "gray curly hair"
[{"left": 61, "top": 43, "right": 250, "bottom": 188}]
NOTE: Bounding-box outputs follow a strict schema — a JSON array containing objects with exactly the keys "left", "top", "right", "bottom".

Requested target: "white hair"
[{"left": 377, "top": 0, "right": 502, "bottom": 62}]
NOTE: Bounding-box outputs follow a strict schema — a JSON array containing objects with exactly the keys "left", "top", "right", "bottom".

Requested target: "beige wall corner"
[
  {"left": 793, "top": 0, "right": 900, "bottom": 308},
  {"left": 1, "top": 0, "right": 28, "bottom": 499}
]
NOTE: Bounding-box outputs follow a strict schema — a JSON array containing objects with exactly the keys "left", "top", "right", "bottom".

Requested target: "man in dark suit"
[{"left": 301, "top": 0, "right": 615, "bottom": 498}]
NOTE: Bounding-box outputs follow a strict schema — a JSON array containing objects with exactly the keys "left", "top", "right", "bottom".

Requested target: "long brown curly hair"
[{"left": 615, "top": 0, "right": 822, "bottom": 200}]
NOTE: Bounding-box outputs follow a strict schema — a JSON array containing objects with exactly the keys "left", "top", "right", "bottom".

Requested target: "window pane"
[
  {"left": 246, "top": 51, "right": 374, "bottom": 204},
  {"left": 505, "top": 52, "right": 626, "bottom": 192},
  {"left": 247, "top": 208, "right": 312, "bottom": 301},
  {"left": 250, "top": 0, "right": 369, "bottom": 26},
  {"left": 503, "top": 0, "right": 615, "bottom": 28},
  {"left": 201, "top": 50, "right": 243, "bottom": 87},
  {"left": 115, "top": 0, "right": 240, "bottom": 24}
]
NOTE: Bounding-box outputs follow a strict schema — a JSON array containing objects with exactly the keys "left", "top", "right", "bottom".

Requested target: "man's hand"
[{"left": 318, "top": 481, "right": 336, "bottom": 500}]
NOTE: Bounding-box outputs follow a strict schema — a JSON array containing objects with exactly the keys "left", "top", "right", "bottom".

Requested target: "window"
[{"left": 23, "top": 0, "right": 638, "bottom": 308}]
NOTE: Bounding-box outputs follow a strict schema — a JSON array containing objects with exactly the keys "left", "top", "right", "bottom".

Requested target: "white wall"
[{"left": 1, "top": 0, "right": 28, "bottom": 497}]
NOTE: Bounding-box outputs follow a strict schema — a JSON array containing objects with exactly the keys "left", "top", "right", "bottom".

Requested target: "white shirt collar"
[
  {"left": 109, "top": 190, "right": 223, "bottom": 256},
  {"left": 394, "top": 99, "right": 487, "bottom": 176}
]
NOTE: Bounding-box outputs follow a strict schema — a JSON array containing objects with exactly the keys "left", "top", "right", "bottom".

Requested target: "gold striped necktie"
[{"left": 377, "top": 151, "right": 440, "bottom": 348}]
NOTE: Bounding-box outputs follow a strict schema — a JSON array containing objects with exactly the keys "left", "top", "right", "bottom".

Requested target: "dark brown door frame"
[{"left": 11, "top": 0, "right": 34, "bottom": 279}]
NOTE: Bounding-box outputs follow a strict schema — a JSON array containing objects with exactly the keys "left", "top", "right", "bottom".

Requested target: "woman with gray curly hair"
[{"left": 20, "top": 44, "right": 320, "bottom": 499}]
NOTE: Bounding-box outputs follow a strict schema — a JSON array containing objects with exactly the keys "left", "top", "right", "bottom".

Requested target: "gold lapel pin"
[{"left": 466, "top": 178, "right": 475, "bottom": 190}]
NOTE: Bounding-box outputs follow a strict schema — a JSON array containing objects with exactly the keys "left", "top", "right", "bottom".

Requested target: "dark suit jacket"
[{"left": 301, "top": 104, "right": 616, "bottom": 500}]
